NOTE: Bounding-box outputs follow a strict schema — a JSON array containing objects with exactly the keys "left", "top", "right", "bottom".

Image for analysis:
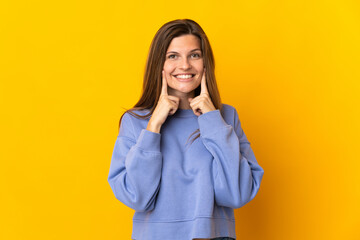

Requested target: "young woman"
[{"left": 107, "top": 19, "right": 264, "bottom": 240}]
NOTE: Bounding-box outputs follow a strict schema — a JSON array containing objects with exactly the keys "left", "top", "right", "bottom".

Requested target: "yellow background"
[{"left": 1, "top": 0, "right": 359, "bottom": 239}]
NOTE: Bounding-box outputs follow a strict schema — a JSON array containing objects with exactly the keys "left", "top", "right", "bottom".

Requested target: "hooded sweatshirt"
[{"left": 107, "top": 103, "right": 264, "bottom": 240}]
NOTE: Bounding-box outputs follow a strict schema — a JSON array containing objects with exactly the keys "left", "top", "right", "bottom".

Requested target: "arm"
[
  {"left": 107, "top": 113, "right": 163, "bottom": 212},
  {"left": 198, "top": 108, "right": 264, "bottom": 209}
]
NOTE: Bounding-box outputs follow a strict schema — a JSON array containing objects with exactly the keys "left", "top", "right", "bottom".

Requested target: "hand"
[
  {"left": 148, "top": 70, "right": 180, "bottom": 130},
  {"left": 188, "top": 68, "right": 216, "bottom": 116}
]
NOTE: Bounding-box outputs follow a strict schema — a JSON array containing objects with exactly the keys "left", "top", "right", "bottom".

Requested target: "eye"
[
  {"left": 168, "top": 54, "right": 177, "bottom": 59},
  {"left": 191, "top": 53, "right": 201, "bottom": 58}
]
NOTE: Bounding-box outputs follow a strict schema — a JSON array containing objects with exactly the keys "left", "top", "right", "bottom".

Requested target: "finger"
[
  {"left": 189, "top": 96, "right": 200, "bottom": 106},
  {"left": 161, "top": 70, "right": 168, "bottom": 95},
  {"left": 168, "top": 100, "right": 179, "bottom": 115},
  {"left": 189, "top": 97, "right": 204, "bottom": 116},
  {"left": 168, "top": 95, "right": 180, "bottom": 104},
  {"left": 191, "top": 106, "right": 201, "bottom": 117},
  {"left": 200, "top": 68, "right": 208, "bottom": 95}
]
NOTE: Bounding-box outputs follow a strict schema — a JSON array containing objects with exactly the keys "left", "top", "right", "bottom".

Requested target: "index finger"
[
  {"left": 161, "top": 70, "right": 168, "bottom": 95},
  {"left": 200, "top": 68, "right": 208, "bottom": 95}
]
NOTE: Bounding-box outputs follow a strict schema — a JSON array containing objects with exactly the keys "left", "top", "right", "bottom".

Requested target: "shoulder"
[
  {"left": 220, "top": 103, "right": 238, "bottom": 118},
  {"left": 119, "top": 108, "right": 152, "bottom": 139},
  {"left": 220, "top": 103, "right": 245, "bottom": 139},
  {"left": 122, "top": 108, "right": 151, "bottom": 122},
  {"left": 119, "top": 108, "right": 148, "bottom": 132},
  {"left": 221, "top": 103, "right": 236, "bottom": 112},
  {"left": 218, "top": 103, "right": 239, "bottom": 127}
]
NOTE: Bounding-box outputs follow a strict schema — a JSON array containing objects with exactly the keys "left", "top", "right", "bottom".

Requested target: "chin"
[
  {"left": 177, "top": 86, "right": 198, "bottom": 93},
  {"left": 174, "top": 89, "right": 191, "bottom": 94},
  {"left": 168, "top": 82, "right": 199, "bottom": 95}
]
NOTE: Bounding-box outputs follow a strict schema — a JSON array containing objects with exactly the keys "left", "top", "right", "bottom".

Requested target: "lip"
[
  {"left": 173, "top": 74, "right": 195, "bottom": 82},
  {"left": 173, "top": 73, "right": 196, "bottom": 76}
]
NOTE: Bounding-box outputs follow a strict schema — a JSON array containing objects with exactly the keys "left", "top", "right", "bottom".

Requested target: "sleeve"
[
  {"left": 107, "top": 113, "right": 163, "bottom": 212},
  {"left": 198, "top": 108, "right": 264, "bottom": 209}
]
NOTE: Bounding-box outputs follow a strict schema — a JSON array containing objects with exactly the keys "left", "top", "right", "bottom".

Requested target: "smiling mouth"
[{"left": 173, "top": 74, "right": 196, "bottom": 80}]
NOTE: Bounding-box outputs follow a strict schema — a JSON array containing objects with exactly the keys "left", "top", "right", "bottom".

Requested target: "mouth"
[{"left": 173, "top": 74, "right": 196, "bottom": 82}]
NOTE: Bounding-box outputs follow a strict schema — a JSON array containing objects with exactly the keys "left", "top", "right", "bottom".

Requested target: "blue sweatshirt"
[{"left": 107, "top": 103, "right": 264, "bottom": 240}]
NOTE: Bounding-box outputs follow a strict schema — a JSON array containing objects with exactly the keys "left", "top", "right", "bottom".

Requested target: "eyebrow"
[{"left": 166, "top": 48, "right": 202, "bottom": 55}]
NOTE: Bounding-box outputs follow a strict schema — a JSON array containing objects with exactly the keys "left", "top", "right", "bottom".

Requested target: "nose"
[{"left": 180, "top": 57, "right": 191, "bottom": 70}]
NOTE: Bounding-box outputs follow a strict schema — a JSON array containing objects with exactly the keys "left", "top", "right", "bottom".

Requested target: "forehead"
[{"left": 167, "top": 34, "right": 201, "bottom": 52}]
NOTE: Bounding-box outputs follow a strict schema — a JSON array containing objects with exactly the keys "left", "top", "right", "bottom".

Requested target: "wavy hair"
[{"left": 118, "top": 19, "right": 223, "bottom": 145}]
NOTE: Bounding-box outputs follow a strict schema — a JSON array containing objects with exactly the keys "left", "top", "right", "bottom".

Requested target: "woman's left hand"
[{"left": 188, "top": 68, "right": 217, "bottom": 116}]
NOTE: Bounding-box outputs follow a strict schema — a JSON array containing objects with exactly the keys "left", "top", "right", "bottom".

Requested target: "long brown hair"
[{"left": 118, "top": 19, "right": 223, "bottom": 145}]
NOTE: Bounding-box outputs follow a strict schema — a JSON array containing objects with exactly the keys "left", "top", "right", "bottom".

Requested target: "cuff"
[
  {"left": 135, "top": 129, "right": 161, "bottom": 152},
  {"left": 198, "top": 109, "right": 229, "bottom": 136}
]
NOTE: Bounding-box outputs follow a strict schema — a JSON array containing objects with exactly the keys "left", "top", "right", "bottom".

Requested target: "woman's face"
[{"left": 163, "top": 34, "right": 204, "bottom": 96}]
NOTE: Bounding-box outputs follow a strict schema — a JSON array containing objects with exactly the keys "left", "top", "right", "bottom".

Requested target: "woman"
[{"left": 107, "top": 19, "right": 264, "bottom": 240}]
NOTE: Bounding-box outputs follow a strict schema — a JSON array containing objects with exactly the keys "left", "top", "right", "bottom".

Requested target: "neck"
[{"left": 167, "top": 88, "right": 195, "bottom": 110}]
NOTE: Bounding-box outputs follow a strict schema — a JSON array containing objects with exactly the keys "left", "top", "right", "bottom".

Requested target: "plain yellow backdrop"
[{"left": 1, "top": 0, "right": 359, "bottom": 239}]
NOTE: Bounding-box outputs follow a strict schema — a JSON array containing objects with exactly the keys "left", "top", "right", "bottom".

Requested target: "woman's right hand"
[{"left": 146, "top": 70, "right": 180, "bottom": 133}]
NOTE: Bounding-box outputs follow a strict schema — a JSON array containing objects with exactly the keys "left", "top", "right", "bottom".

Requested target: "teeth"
[{"left": 175, "top": 74, "right": 193, "bottom": 79}]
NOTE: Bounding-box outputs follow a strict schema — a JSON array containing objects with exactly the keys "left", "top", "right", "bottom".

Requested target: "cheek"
[
  {"left": 195, "top": 78, "right": 201, "bottom": 87},
  {"left": 165, "top": 63, "right": 177, "bottom": 76},
  {"left": 163, "top": 61, "right": 175, "bottom": 71},
  {"left": 163, "top": 63, "right": 175, "bottom": 79},
  {"left": 196, "top": 59, "right": 204, "bottom": 69}
]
